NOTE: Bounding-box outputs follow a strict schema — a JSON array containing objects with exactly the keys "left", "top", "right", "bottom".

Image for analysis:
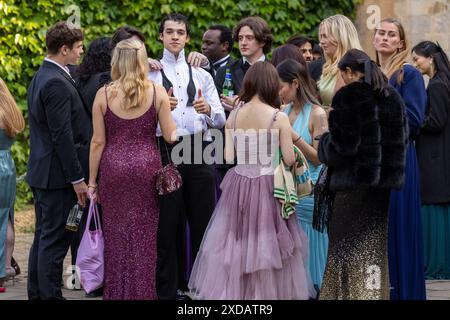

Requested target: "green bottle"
[{"left": 222, "top": 68, "right": 234, "bottom": 97}]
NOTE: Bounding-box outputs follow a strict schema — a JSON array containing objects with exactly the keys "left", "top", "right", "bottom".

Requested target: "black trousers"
[
  {"left": 156, "top": 136, "right": 216, "bottom": 300},
  {"left": 28, "top": 187, "right": 77, "bottom": 300}
]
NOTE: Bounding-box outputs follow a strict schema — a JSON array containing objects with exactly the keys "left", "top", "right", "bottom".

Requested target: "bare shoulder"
[
  {"left": 273, "top": 110, "right": 289, "bottom": 128},
  {"left": 152, "top": 83, "right": 169, "bottom": 104},
  {"left": 94, "top": 86, "right": 107, "bottom": 106},
  {"left": 311, "top": 104, "right": 326, "bottom": 117},
  {"left": 152, "top": 82, "right": 166, "bottom": 94},
  {"left": 225, "top": 108, "right": 237, "bottom": 129}
]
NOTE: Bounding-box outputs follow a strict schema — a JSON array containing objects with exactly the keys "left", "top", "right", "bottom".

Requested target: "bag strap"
[
  {"left": 159, "top": 140, "right": 172, "bottom": 165},
  {"left": 85, "top": 200, "right": 102, "bottom": 233},
  {"left": 154, "top": 83, "right": 172, "bottom": 164}
]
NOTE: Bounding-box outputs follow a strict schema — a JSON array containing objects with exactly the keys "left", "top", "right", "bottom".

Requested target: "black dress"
[{"left": 318, "top": 82, "right": 408, "bottom": 300}]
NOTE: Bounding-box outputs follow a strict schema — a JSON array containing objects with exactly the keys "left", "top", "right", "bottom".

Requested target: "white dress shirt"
[
  {"left": 242, "top": 54, "right": 266, "bottom": 65},
  {"left": 44, "top": 57, "right": 73, "bottom": 79},
  {"left": 149, "top": 49, "right": 226, "bottom": 139}
]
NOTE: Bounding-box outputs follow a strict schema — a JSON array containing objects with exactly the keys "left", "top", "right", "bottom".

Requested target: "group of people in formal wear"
[{"left": 1, "top": 11, "right": 449, "bottom": 300}]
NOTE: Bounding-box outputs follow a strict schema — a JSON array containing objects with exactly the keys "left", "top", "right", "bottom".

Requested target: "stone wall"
[{"left": 355, "top": 0, "right": 449, "bottom": 58}]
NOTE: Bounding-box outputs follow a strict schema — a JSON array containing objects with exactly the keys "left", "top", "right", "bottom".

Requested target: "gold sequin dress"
[{"left": 319, "top": 188, "right": 390, "bottom": 300}]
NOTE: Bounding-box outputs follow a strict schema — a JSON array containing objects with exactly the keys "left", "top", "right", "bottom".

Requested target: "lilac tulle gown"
[
  {"left": 188, "top": 109, "right": 314, "bottom": 300},
  {"left": 98, "top": 90, "right": 161, "bottom": 300}
]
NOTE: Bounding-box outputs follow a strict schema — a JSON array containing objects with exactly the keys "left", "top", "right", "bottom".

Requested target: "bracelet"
[
  {"left": 88, "top": 184, "right": 97, "bottom": 189},
  {"left": 294, "top": 136, "right": 302, "bottom": 144}
]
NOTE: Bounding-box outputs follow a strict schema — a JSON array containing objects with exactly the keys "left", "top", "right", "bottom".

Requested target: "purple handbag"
[
  {"left": 155, "top": 139, "right": 183, "bottom": 195},
  {"left": 76, "top": 200, "right": 104, "bottom": 294}
]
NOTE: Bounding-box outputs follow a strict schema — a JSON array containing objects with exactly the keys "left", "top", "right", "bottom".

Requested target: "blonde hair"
[
  {"left": 319, "top": 15, "right": 362, "bottom": 84},
  {"left": 375, "top": 18, "right": 409, "bottom": 84},
  {"left": 0, "top": 78, "right": 25, "bottom": 138},
  {"left": 110, "top": 39, "right": 150, "bottom": 110}
]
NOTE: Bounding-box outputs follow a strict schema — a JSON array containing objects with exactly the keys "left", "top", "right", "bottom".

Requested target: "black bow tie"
[{"left": 242, "top": 61, "right": 251, "bottom": 73}]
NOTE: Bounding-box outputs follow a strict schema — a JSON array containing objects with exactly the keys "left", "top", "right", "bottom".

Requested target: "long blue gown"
[
  {"left": 388, "top": 64, "right": 427, "bottom": 300},
  {"left": 284, "top": 103, "right": 329, "bottom": 291}
]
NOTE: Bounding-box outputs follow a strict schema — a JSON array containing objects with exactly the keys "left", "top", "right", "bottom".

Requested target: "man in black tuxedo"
[
  {"left": 201, "top": 25, "right": 233, "bottom": 78},
  {"left": 215, "top": 16, "right": 273, "bottom": 109},
  {"left": 26, "top": 21, "right": 91, "bottom": 300},
  {"left": 213, "top": 16, "right": 273, "bottom": 186}
]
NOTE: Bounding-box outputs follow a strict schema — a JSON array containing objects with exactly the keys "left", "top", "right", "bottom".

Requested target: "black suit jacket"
[
  {"left": 26, "top": 60, "right": 92, "bottom": 189},
  {"left": 76, "top": 71, "right": 112, "bottom": 115},
  {"left": 309, "top": 57, "right": 324, "bottom": 82},
  {"left": 416, "top": 75, "right": 450, "bottom": 203},
  {"left": 215, "top": 59, "right": 247, "bottom": 96},
  {"left": 211, "top": 56, "right": 233, "bottom": 79}
]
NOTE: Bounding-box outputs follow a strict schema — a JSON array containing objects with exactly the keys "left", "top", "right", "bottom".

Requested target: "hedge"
[{"left": 0, "top": 0, "right": 362, "bottom": 208}]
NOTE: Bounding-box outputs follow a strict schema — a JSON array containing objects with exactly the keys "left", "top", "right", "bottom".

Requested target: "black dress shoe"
[
  {"left": 176, "top": 289, "right": 192, "bottom": 301},
  {"left": 85, "top": 287, "right": 103, "bottom": 298}
]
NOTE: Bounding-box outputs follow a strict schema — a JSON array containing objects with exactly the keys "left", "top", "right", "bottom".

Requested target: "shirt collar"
[
  {"left": 162, "top": 48, "right": 186, "bottom": 64},
  {"left": 213, "top": 54, "right": 230, "bottom": 67},
  {"left": 242, "top": 54, "right": 266, "bottom": 65},
  {"left": 44, "top": 57, "right": 72, "bottom": 76}
]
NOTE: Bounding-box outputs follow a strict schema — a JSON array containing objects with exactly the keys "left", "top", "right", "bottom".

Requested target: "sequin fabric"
[
  {"left": 319, "top": 188, "right": 390, "bottom": 300},
  {"left": 98, "top": 103, "right": 161, "bottom": 300}
]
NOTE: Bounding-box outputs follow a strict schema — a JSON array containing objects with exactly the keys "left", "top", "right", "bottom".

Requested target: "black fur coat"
[{"left": 318, "top": 81, "right": 408, "bottom": 191}]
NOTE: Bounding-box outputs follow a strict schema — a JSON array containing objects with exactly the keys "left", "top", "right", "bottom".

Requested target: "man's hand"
[
  {"left": 220, "top": 94, "right": 239, "bottom": 112},
  {"left": 148, "top": 58, "right": 163, "bottom": 71},
  {"left": 193, "top": 89, "right": 211, "bottom": 116},
  {"left": 167, "top": 87, "right": 178, "bottom": 110},
  {"left": 187, "top": 52, "right": 209, "bottom": 68},
  {"left": 73, "top": 181, "right": 88, "bottom": 207}
]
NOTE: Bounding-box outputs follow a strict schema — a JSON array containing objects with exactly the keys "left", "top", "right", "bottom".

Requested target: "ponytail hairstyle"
[
  {"left": 412, "top": 41, "right": 450, "bottom": 90},
  {"left": 338, "top": 49, "right": 389, "bottom": 96},
  {"left": 0, "top": 78, "right": 25, "bottom": 138}
]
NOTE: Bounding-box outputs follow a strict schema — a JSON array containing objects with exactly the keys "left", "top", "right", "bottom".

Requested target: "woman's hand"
[{"left": 87, "top": 184, "right": 100, "bottom": 203}]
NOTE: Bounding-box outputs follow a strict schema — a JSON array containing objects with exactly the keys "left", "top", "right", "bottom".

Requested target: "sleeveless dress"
[
  {"left": 0, "top": 129, "right": 15, "bottom": 280},
  {"left": 284, "top": 103, "right": 328, "bottom": 291},
  {"left": 188, "top": 108, "right": 314, "bottom": 300},
  {"left": 318, "top": 73, "right": 337, "bottom": 110},
  {"left": 98, "top": 89, "right": 161, "bottom": 300}
]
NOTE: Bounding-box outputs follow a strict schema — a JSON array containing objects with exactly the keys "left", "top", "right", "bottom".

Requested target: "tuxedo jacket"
[
  {"left": 210, "top": 56, "right": 233, "bottom": 79},
  {"left": 215, "top": 58, "right": 247, "bottom": 96},
  {"left": 26, "top": 60, "right": 92, "bottom": 189}
]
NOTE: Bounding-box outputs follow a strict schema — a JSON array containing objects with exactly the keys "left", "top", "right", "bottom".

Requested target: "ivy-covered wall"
[{"left": 0, "top": 0, "right": 361, "bottom": 207}]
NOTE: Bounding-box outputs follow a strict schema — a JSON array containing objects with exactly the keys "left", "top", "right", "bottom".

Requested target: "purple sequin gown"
[{"left": 98, "top": 101, "right": 161, "bottom": 300}]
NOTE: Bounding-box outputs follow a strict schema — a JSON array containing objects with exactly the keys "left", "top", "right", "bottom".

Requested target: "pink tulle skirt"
[{"left": 188, "top": 168, "right": 315, "bottom": 300}]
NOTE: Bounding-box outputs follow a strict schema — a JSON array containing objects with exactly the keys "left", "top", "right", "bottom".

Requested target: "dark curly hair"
[
  {"left": 233, "top": 16, "right": 273, "bottom": 54},
  {"left": 75, "top": 37, "right": 112, "bottom": 81}
]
